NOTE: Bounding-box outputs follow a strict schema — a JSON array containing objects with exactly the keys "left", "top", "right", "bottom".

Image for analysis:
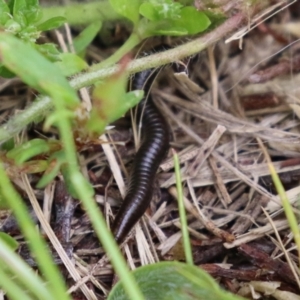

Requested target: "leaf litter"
[{"left": 1, "top": 1, "right": 300, "bottom": 299}]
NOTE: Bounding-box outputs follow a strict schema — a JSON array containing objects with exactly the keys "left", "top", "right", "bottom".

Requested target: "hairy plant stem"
[{"left": 0, "top": 12, "right": 246, "bottom": 144}]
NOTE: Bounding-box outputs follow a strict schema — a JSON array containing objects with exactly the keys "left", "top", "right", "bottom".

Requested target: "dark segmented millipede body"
[{"left": 112, "top": 59, "right": 170, "bottom": 244}]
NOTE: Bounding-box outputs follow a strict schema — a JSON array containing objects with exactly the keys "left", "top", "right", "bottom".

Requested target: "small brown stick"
[
  {"left": 208, "top": 156, "right": 232, "bottom": 205},
  {"left": 203, "top": 193, "right": 249, "bottom": 229},
  {"left": 224, "top": 219, "right": 290, "bottom": 249},
  {"left": 240, "top": 93, "right": 281, "bottom": 111},
  {"left": 207, "top": 46, "right": 218, "bottom": 109},
  {"left": 194, "top": 243, "right": 224, "bottom": 264},
  {"left": 160, "top": 145, "right": 199, "bottom": 172},
  {"left": 201, "top": 263, "right": 276, "bottom": 282},
  {"left": 238, "top": 243, "right": 298, "bottom": 286},
  {"left": 248, "top": 54, "right": 300, "bottom": 83},
  {"left": 231, "top": 194, "right": 266, "bottom": 235},
  {"left": 187, "top": 124, "right": 226, "bottom": 177},
  {"left": 169, "top": 186, "right": 235, "bottom": 243}
]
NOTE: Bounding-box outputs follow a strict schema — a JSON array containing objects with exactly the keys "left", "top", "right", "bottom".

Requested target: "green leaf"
[
  {"left": 0, "top": 64, "right": 15, "bottom": 78},
  {"left": 0, "top": 138, "right": 14, "bottom": 151},
  {"left": 18, "top": 24, "right": 40, "bottom": 42},
  {"left": 43, "top": 109, "right": 75, "bottom": 130},
  {"left": 23, "top": 5, "right": 42, "bottom": 25},
  {"left": 0, "top": 232, "right": 19, "bottom": 251},
  {"left": 0, "top": 0, "right": 10, "bottom": 26},
  {"left": 25, "top": 0, "right": 39, "bottom": 9},
  {"left": 55, "top": 53, "right": 88, "bottom": 76},
  {"left": 73, "top": 21, "right": 102, "bottom": 54},
  {"left": 61, "top": 165, "right": 94, "bottom": 199},
  {"left": 4, "top": 19, "right": 22, "bottom": 34},
  {"left": 12, "top": 0, "right": 27, "bottom": 16},
  {"left": 108, "top": 261, "right": 246, "bottom": 300},
  {"left": 147, "top": 20, "right": 188, "bottom": 36},
  {"left": 6, "top": 139, "right": 51, "bottom": 164},
  {"left": 37, "top": 16, "right": 65, "bottom": 32},
  {"left": 36, "top": 150, "right": 66, "bottom": 188},
  {"left": 176, "top": 7, "right": 211, "bottom": 34},
  {"left": 0, "top": 194, "right": 9, "bottom": 209},
  {"left": 35, "top": 43, "right": 61, "bottom": 62},
  {"left": 0, "top": 33, "right": 79, "bottom": 107},
  {"left": 139, "top": 3, "right": 160, "bottom": 21},
  {"left": 198, "top": 10, "right": 226, "bottom": 31},
  {"left": 139, "top": 5, "right": 210, "bottom": 37},
  {"left": 109, "top": 0, "right": 141, "bottom": 24},
  {"left": 86, "top": 63, "right": 143, "bottom": 134},
  {"left": 13, "top": 13, "right": 26, "bottom": 29},
  {"left": 139, "top": 0, "right": 183, "bottom": 21},
  {"left": 21, "top": 160, "right": 49, "bottom": 174}
]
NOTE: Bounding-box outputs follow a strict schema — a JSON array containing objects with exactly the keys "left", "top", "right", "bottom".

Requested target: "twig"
[{"left": 208, "top": 156, "right": 232, "bottom": 205}]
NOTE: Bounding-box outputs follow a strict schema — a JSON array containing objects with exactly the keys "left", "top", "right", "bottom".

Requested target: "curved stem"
[
  {"left": 89, "top": 33, "right": 141, "bottom": 71},
  {"left": 0, "top": 12, "right": 246, "bottom": 144}
]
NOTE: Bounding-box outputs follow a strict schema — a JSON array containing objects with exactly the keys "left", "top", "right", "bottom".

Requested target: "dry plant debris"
[{"left": 1, "top": 0, "right": 300, "bottom": 299}]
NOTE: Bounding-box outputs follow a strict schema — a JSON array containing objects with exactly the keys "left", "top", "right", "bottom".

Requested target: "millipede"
[{"left": 111, "top": 47, "right": 173, "bottom": 243}]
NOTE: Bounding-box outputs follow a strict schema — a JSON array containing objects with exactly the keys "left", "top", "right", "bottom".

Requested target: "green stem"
[
  {"left": 0, "top": 12, "right": 245, "bottom": 144},
  {"left": 0, "top": 241, "right": 53, "bottom": 300},
  {"left": 51, "top": 88, "right": 145, "bottom": 300},
  {"left": 0, "top": 163, "right": 70, "bottom": 300},
  {"left": 0, "top": 267, "right": 33, "bottom": 300},
  {"left": 173, "top": 150, "right": 193, "bottom": 265},
  {"left": 40, "top": 1, "right": 121, "bottom": 25},
  {"left": 0, "top": 95, "right": 53, "bottom": 143},
  {"left": 89, "top": 33, "right": 141, "bottom": 71},
  {"left": 72, "top": 173, "right": 145, "bottom": 300}
]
